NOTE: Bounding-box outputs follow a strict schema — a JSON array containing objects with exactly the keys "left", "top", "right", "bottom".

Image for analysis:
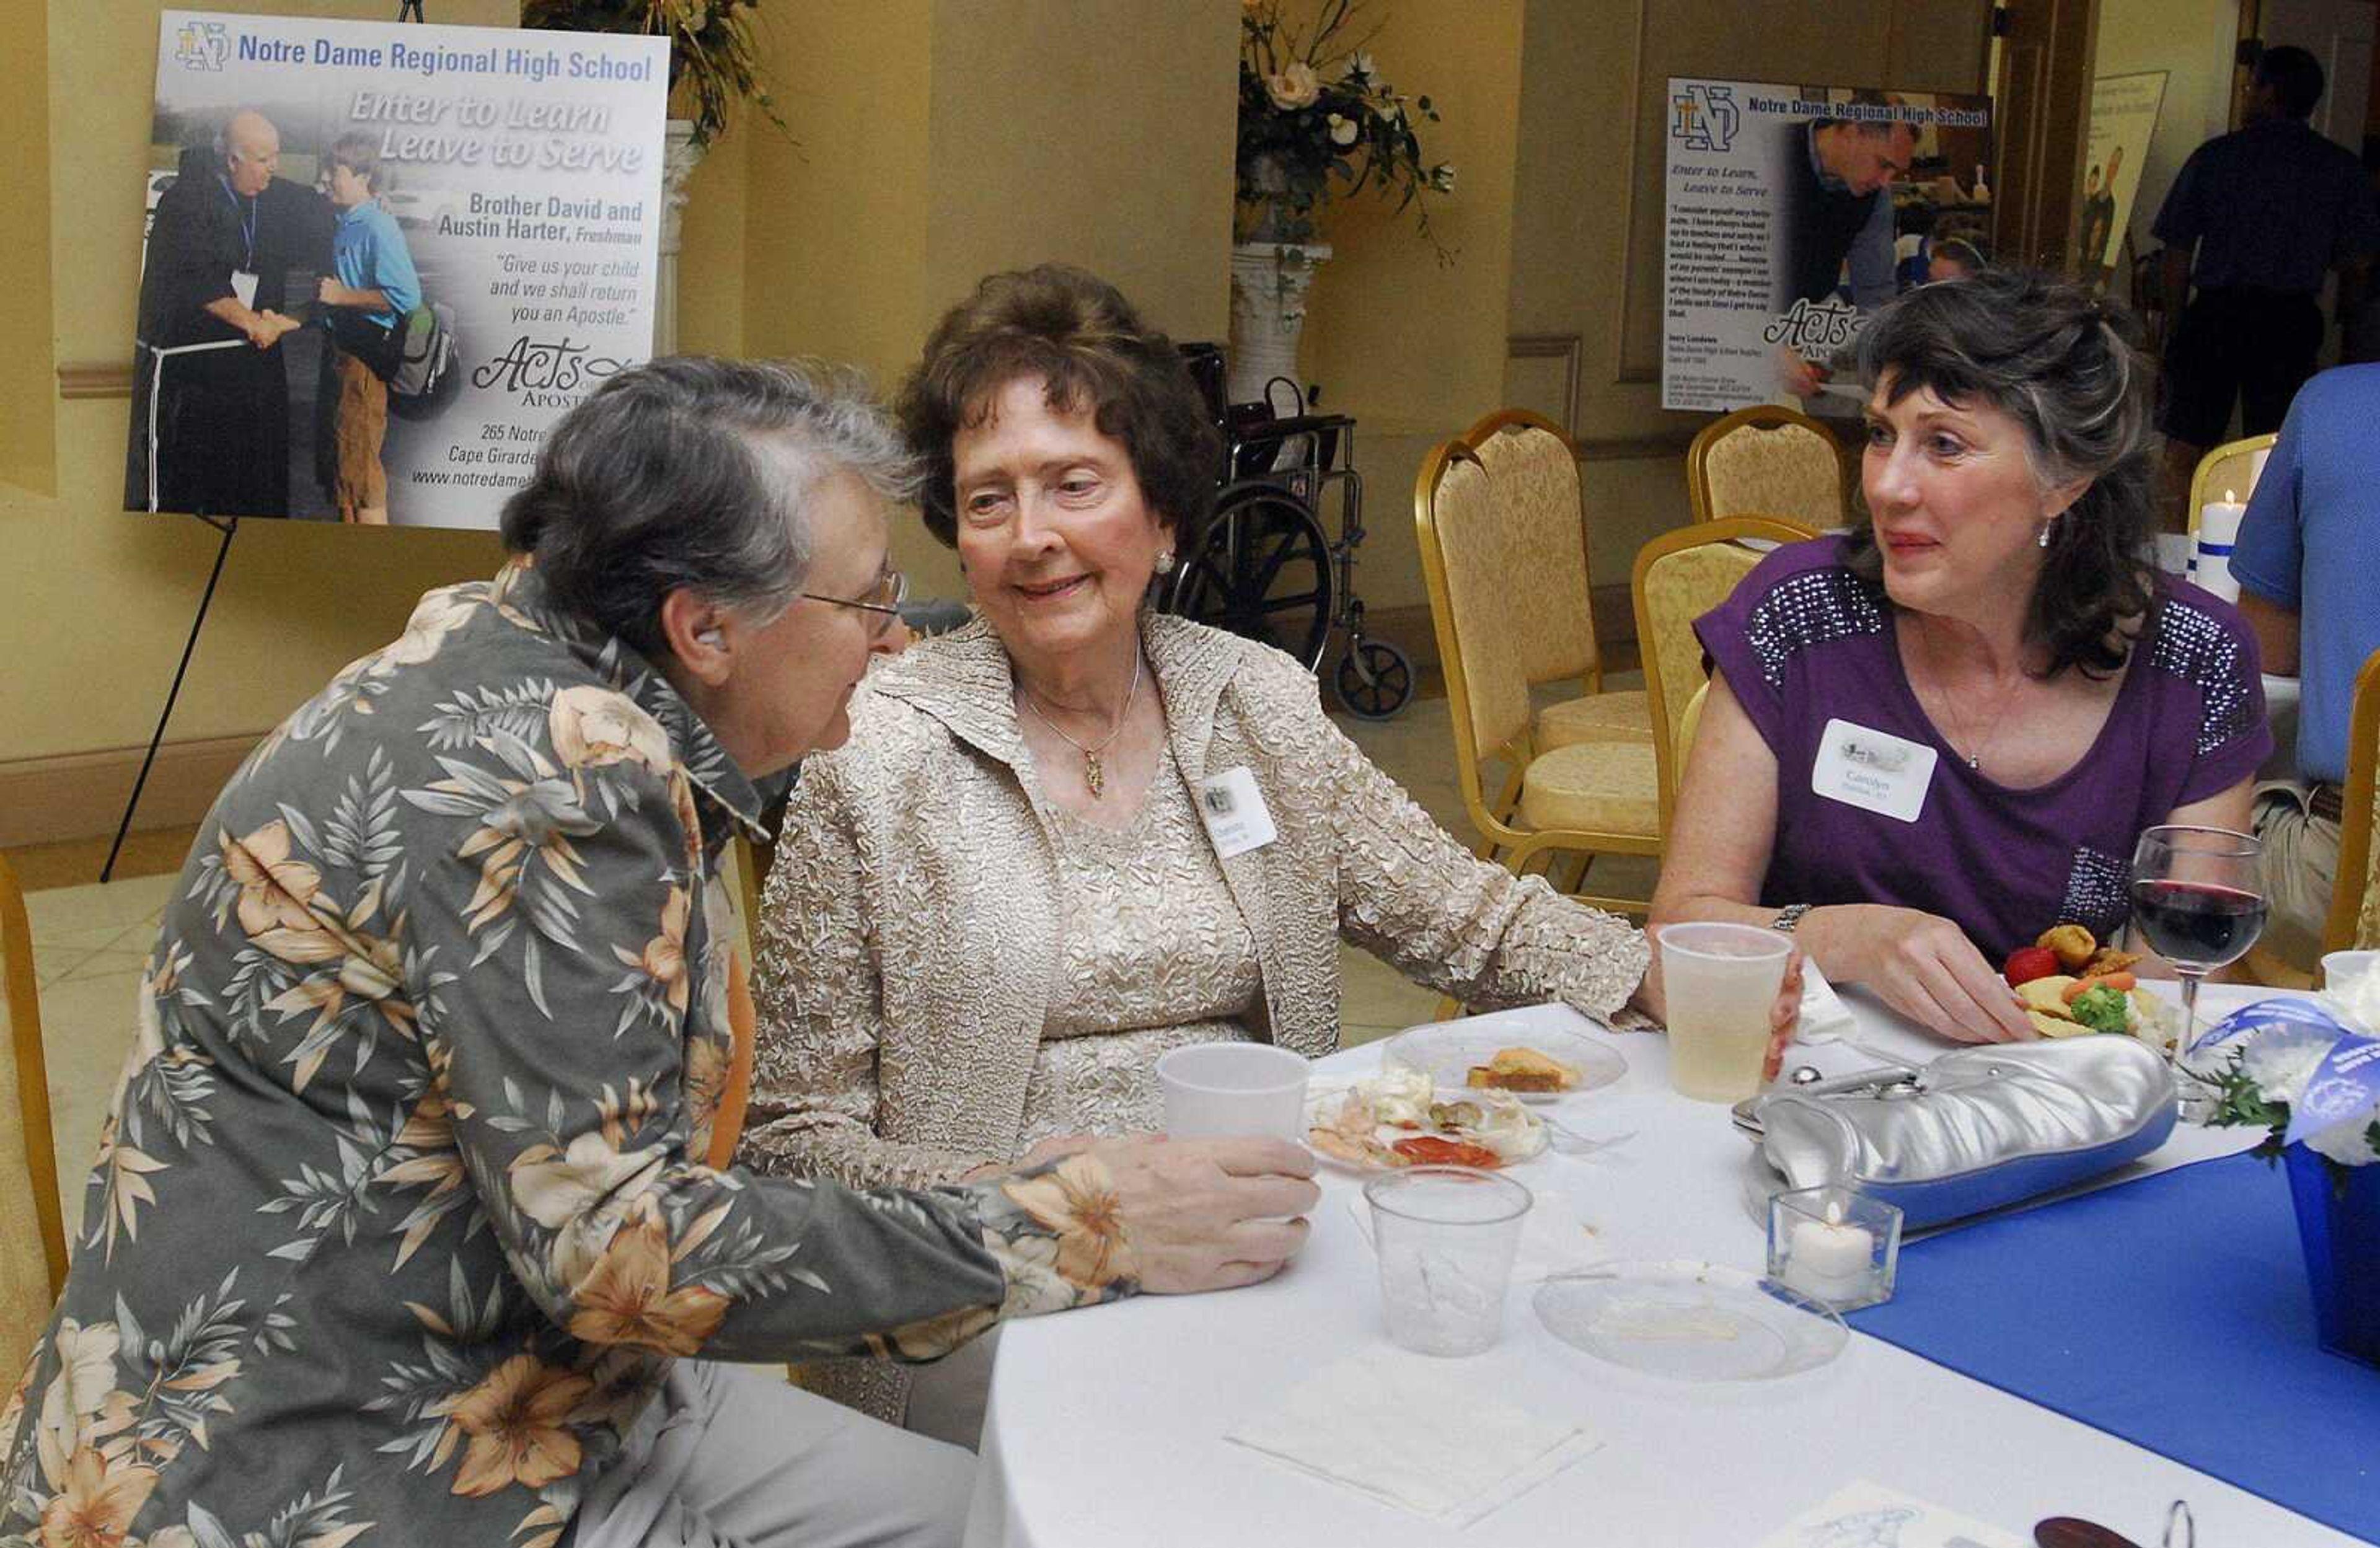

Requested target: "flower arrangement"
[
  {"left": 520, "top": 0, "right": 783, "bottom": 148},
  {"left": 1236, "top": 0, "right": 1454, "bottom": 253},
  {"left": 2205, "top": 967, "right": 2380, "bottom": 1188}
]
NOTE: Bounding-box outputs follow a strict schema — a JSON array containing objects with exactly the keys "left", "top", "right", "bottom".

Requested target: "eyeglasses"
[{"left": 800, "top": 570, "right": 909, "bottom": 636}]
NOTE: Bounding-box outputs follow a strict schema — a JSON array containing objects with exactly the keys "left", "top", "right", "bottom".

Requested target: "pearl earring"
[
  {"left": 1153, "top": 550, "right": 1177, "bottom": 576},
  {"left": 2037, "top": 521, "right": 2054, "bottom": 549}
]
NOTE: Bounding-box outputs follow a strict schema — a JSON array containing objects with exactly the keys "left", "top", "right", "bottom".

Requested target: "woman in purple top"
[{"left": 1654, "top": 270, "right": 2269, "bottom": 1044}]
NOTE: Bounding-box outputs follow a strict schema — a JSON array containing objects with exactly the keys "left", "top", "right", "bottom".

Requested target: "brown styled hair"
[{"left": 897, "top": 264, "right": 1222, "bottom": 556}]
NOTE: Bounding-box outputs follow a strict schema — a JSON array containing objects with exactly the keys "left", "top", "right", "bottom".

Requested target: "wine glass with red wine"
[{"left": 2128, "top": 825, "right": 2267, "bottom": 1112}]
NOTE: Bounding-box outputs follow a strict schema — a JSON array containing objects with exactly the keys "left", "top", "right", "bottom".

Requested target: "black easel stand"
[
  {"left": 397, "top": 1, "right": 425, "bottom": 20},
  {"left": 102, "top": 515, "right": 237, "bottom": 882}
]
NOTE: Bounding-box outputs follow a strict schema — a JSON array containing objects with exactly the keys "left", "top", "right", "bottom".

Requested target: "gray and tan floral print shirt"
[{"left": 1, "top": 564, "right": 1134, "bottom": 1548}]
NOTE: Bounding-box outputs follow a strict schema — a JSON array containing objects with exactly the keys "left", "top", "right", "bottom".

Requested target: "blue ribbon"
[
  {"left": 2198, "top": 999, "right": 2380, "bottom": 1147},
  {"left": 2285, "top": 1032, "right": 2380, "bottom": 1146}
]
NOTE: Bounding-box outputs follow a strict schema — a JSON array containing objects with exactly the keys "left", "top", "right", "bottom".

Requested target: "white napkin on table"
[{"left": 1225, "top": 1348, "right": 1601, "bottom": 1526}]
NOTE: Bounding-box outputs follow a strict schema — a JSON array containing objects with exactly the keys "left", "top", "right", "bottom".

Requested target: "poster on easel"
[
  {"left": 2079, "top": 71, "right": 2167, "bottom": 292},
  {"left": 125, "top": 11, "right": 668, "bottom": 527},
  {"left": 1661, "top": 78, "right": 1993, "bottom": 415}
]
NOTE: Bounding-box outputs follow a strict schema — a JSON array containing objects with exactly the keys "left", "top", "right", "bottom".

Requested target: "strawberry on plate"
[{"left": 2003, "top": 946, "right": 2060, "bottom": 988}]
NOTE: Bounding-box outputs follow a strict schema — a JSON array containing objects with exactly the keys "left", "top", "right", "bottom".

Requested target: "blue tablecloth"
[{"left": 1849, "top": 1151, "right": 2380, "bottom": 1544}]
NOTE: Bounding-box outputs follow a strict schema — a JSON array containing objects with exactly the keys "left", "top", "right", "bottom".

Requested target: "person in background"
[
  {"left": 129, "top": 108, "right": 332, "bottom": 517},
  {"left": 2231, "top": 361, "right": 2380, "bottom": 969},
  {"left": 1926, "top": 237, "right": 1986, "bottom": 284},
  {"left": 1658, "top": 270, "right": 2268, "bottom": 1044},
  {"left": 315, "top": 132, "right": 422, "bottom": 526},
  {"left": 2154, "top": 45, "right": 2380, "bottom": 521},
  {"left": 1777, "top": 97, "right": 1919, "bottom": 400}
]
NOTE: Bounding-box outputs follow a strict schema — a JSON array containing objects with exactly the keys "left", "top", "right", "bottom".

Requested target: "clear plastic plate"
[
  {"left": 1381, "top": 1017, "right": 1627, "bottom": 1102},
  {"left": 1533, "top": 1260, "right": 1847, "bottom": 1381}
]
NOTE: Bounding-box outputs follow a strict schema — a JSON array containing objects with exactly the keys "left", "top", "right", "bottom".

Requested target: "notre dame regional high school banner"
[
  {"left": 128, "top": 12, "right": 668, "bottom": 527},
  {"left": 1662, "top": 78, "right": 1993, "bottom": 415}
]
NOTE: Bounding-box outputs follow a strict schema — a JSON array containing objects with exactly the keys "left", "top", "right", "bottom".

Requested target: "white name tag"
[
  {"left": 231, "top": 269, "right": 260, "bottom": 309},
  {"left": 1194, "top": 766, "right": 1278, "bottom": 858},
  {"left": 1810, "top": 718, "right": 1937, "bottom": 823}
]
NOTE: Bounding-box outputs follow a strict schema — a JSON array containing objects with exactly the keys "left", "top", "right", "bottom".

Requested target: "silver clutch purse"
[{"left": 1736, "top": 1037, "right": 2178, "bottom": 1228}]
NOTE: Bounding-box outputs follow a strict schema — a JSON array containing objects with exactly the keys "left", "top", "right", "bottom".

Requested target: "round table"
[{"left": 963, "top": 986, "right": 2364, "bottom": 1547}]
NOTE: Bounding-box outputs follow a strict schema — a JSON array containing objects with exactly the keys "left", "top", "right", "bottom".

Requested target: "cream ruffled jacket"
[{"left": 741, "top": 612, "right": 1651, "bottom": 1192}]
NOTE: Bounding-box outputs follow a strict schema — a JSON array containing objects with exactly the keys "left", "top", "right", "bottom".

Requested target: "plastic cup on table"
[
  {"left": 1363, "top": 1166, "right": 1533, "bottom": 1357},
  {"left": 1659, "top": 921, "right": 1793, "bottom": 1102},
  {"left": 1155, "top": 1042, "right": 1310, "bottom": 1141},
  {"left": 2322, "top": 951, "right": 2379, "bottom": 994}
]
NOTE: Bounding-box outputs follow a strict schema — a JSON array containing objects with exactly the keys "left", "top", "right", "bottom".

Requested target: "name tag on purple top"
[{"left": 1811, "top": 718, "right": 1937, "bottom": 823}]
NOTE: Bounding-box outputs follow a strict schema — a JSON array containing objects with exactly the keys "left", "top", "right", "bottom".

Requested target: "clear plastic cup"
[
  {"left": 2322, "top": 950, "right": 2379, "bottom": 993},
  {"left": 1363, "top": 1166, "right": 1533, "bottom": 1357},
  {"left": 1155, "top": 1042, "right": 1310, "bottom": 1140},
  {"left": 1659, "top": 922, "right": 1792, "bottom": 1102}
]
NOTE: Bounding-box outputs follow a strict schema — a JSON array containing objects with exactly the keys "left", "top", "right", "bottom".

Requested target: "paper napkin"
[
  {"left": 1225, "top": 1348, "right": 1600, "bottom": 1526},
  {"left": 1755, "top": 1479, "right": 2025, "bottom": 1548}
]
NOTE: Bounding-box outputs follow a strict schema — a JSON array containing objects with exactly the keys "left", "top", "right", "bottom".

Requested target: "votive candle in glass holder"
[{"left": 1766, "top": 1185, "right": 1901, "bottom": 1311}]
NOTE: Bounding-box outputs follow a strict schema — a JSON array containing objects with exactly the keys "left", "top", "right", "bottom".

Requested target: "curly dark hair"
[
  {"left": 1846, "top": 267, "right": 2156, "bottom": 678},
  {"left": 897, "top": 263, "right": 1222, "bottom": 558}
]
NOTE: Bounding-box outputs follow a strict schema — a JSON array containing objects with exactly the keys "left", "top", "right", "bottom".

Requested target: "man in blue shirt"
[
  {"left": 315, "top": 131, "right": 423, "bottom": 525},
  {"left": 2154, "top": 46, "right": 2379, "bottom": 522},
  {"left": 2231, "top": 362, "right": 2380, "bottom": 969}
]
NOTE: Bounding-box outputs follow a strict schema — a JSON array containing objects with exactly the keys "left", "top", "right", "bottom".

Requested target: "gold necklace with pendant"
[{"left": 1018, "top": 651, "right": 1144, "bottom": 798}]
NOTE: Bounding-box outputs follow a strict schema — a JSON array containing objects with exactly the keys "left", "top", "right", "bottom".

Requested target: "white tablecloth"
[{"left": 964, "top": 986, "right": 2365, "bottom": 1547}]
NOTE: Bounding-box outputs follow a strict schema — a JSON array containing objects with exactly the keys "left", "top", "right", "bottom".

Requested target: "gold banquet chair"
[
  {"left": 1416, "top": 441, "right": 1660, "bottom": 916},
  {"left": 1461, "top": 410, "right": 1653, "bottom": 754},
  {"left": 1, "top": 853, "right": 68, "bottom": 1383},
  {"left": 1686, "top": 404, "right": 1847, "bottom": 529},
  {"left": 2322, "top": 647, "right": 2380, "bottom": 956},
  {"left": 1633, "top": 516, "right": 1820, "bottom": 836}
]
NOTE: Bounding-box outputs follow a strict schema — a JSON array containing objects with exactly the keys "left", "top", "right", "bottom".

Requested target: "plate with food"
[
  {"left": 2000, "top": 923, "right": 2177, "bottom": 1049},
  {"left": 1306, "top": 1066, "right": 1548, "bottom": 1171},
  {"left": 1380, "top": 1018, "right": 1627, "bottom": 1102}
]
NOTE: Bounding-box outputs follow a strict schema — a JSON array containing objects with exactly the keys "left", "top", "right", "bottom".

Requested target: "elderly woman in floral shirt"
[{"left": 0, "top": 359, "right": 1316, "bottom": 1548}]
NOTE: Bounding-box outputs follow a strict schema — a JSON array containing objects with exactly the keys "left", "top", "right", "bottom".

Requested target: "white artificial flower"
[
  {"left": 2306, "top": 1100, "right": 2380, "bottom": 1166},
  {"left": 1265, "top": 61, "right": 1321, "bottom": 111},
  {"left": 2237, "top": 1022, "right": 2337, "bottom": 1107},
  {"left": 2325, "top": 963, "right": 2380, "bottom": 1037},
  {"left": 1326, "top": 112, "right": 1359, "bottom": 146}
]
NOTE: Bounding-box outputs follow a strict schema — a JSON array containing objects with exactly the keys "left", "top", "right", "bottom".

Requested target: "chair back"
[
  {"left": 1633, "top": 517, "right": 1820, "bottom": 832},
  {"left": 2185, "top": 433, "right": 2279, "bottom": 537},
  {"left": 1462, "top": 409, "right": 1602, "bottom": 689},
  {"left": 1686, "top": 405, "right": 1845, "bottom": 529},
  {"left": 1416, "top": 441, "right": 1536, "bottom": 827},
  {"left": 2324, "top": 647, "right": 2380, "bottom": 954},
  {"left": 0, "top": 853, "right": 67, "bottom": 1383}
]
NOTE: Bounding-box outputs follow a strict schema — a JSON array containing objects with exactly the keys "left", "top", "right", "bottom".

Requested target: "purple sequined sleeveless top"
[{"left": 1695, "top": 535, "right": 2271, "bottom": 963}]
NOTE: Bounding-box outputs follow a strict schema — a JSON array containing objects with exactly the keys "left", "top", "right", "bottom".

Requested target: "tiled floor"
[{"left": 20, "top": 678, "right": 1652, "bottom": 1233}]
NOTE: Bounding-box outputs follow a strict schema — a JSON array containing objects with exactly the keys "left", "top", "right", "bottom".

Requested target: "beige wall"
[
  {"left": 2, "top": 0, "right": 55, "bottom": 495},
  {"left": 6, "top": 1, "right": 519, "bottom": 770},
  {"left": 9, "top": 0, "right": 1240, "bottom": 788},
  {"left": 2094, "top": 0, "right": 2240, "bottom": 301}
]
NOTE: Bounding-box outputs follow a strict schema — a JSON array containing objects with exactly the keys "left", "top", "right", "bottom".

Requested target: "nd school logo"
[
  {"left": 1765, "top": 297, "right": 1862, "bottom": 357},
  {"left": 174, "top": 20, "right": 230, "bottom": 71},
  {"left": 1670, "top": 84, "right": 1740, "bottom": 153}
]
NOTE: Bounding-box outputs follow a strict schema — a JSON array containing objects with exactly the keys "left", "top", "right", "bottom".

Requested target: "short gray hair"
[{"left": 500, "top": 357, "right": 919, "bottom": 659}]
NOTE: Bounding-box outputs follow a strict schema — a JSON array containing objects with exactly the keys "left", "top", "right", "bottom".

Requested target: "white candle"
[
  {"left": 1784, "top": 1217, "right": 1875, "bottom": 1304},
  {"left": 2194, "top": 494, "right": 2246, "bottom": 604}
]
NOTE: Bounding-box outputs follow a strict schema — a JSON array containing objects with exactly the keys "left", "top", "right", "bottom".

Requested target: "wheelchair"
[{"left": 1163, "top": 345, "right": 1415, "bottom": 720}]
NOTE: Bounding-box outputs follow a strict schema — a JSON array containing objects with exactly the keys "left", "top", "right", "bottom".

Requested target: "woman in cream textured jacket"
[{"left": 743, "top": 266, "right": 1686, "bottom": 1433}]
